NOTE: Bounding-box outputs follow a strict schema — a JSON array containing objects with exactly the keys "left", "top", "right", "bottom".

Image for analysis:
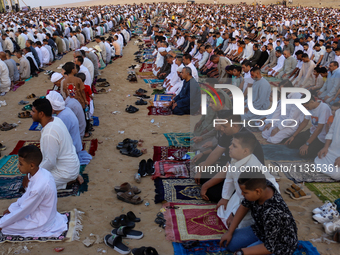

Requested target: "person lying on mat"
[
  {"left": 216, "top": 132, "right": 279, "bottom": 230},
  {"left": 170, "top": 67, "right": 200, "bottom": 115},
  {"left": 0, "top": 145, "right": 68, "bottom": 237},
  {"left": 285, "top": 96, "right": 331, "bottom": 159},
  {"left": 31, "top": 98, "right": 83, "bottom": 189},
  {"left": 219, "top": 171, "right": 298, "bottom": 255},
  {"left": 193, "top": 110, "right": 264, "bottom": 203}
]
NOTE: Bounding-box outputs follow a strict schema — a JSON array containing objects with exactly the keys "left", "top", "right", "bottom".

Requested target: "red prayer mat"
[{"left": 147, "top": 106, "right": 172, "bottom": 115}]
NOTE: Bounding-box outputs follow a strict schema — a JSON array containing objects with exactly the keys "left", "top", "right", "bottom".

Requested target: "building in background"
[{"left": 1, "top": 0, "right": 20, "bottom": 12}]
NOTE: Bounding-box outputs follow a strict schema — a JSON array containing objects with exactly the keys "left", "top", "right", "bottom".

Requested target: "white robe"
[
  {"left": 315, "top": 109, "right": 340, "bottom": 180},
  {"left": 268, "top": 55, "right": 285, "bottom": 75},
  {"left": 217, "top": 154, "right": 279, "bottom": 229},
  {"left": 83, "top": 58, "right": 94, "bottom": 84},
  {"left": 186, "top": 62, "right": 199, "bottom": 82},
  {"left": 0, "top": 168, "right": 68, "bottom": 237},
  {"left": 79, "top": 65, "right": 92, "bottom": 86},
  {"left": 0, "top": 60, "right": 11, "bottom": 93},
  {"left": 40, "top": 117, "right": 80, "bottom": 190},
  {"left": 40, "top": 46, "right": 50, "bottom": 65}
]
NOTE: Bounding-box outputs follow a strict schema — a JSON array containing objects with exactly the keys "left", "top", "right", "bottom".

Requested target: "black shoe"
[
  {"left": 97, "top": 78, "right": 106, "bottom": 82},
  {"left": 138, "top": 159, "right": 147, "bottom": 176},
  {"left": 135, "top": 99, "right": 147, "bottom": 105},
  {"left": 131, "top": 247, "right": 158, "bottom": 255},
  {"left": 146, "top": 159, "right": 154, "bottom": 175}
]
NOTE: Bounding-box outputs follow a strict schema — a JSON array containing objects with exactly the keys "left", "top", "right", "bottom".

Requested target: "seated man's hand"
[
  {"left": 216, "top": 198, "right": 229, "bottom": 210},
  {"left": 172, "top": 102, "right": 177, "bottom": 110},
  {"left": 270, "top": 127, "right": 280, "bottom": 137},
  {"left": 3, "top": 209, "right": 10, "bottom": 215},
  {"left": 226, "top": 213, "right": 234, "bottom": 229},
  {"left": 219, "top": 231, "right": 233, "bottom": 247},
  {"left": 192, "top": 136, "right": 203, "bottom": 143},
  {"left": 194, "top": 171, "right": 202, "bottom": 184},
  {"left": 318, "top": 147, "right": 328, "bottom": 159},
  {"left": 202, "top": 141, "right": 213, "bottom": 148},
  {"left": 200, "top": 183, "right": 209, "bottom": 201},
  {"left": 299, "top": 144, "right": 309, "bottom": 156},
  {"left": 192, "top": 153, "right": 203, "bottom": 164},
  {"left": 263, "top": 123, "right": 271, "bottom": 131},
  {"left": 284, "top": 136, "right": 295, "bottom": 145},
  {"left": 335, "top": 157, "right": 340, "bottom": 167}
]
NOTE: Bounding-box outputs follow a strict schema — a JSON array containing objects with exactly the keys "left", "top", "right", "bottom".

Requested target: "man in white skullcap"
[
  {"left": 153, "top": 47, "right": 166, "bottom": 76},
  {"left": 166, "top": 64, "right": 185, "bottom": 95},
  {"left": 46, "top": 91, "right": 92, "bottom": 165},
  {"left": 51, "top": 72, "right": 66, "bottom": 98}
]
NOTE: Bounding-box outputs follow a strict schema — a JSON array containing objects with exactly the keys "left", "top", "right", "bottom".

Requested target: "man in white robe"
[{"left": 268, "top": 50, "right": 285, "bottom": 76}]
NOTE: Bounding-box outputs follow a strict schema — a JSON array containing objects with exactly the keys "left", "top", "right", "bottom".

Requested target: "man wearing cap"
[{"left": 50, "top": 72, "right": 66, "bottom": 98}]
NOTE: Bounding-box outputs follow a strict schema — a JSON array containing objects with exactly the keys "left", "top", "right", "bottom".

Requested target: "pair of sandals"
[
  {"left": 110, "top": 211, "right": 141, "bottom": 229},
  {"left": 0, "top": 122, "right": 16, "bottom": 131},
  {"left": 115, "top": 182, "right": 143, "bottom": 205},
  {"left": 133, "top": 92, "right": 150, "bottom": 99},
  {"left": 127, "top": 73, "right": 137, "bottom": 82},
  {"left": 18, "top": 111, "right": 32, "bottom": 118},
  {"left": 154, "top": 212, "right": 166, "bottom": 229},
  {"left": 125, "top": 105, "right": 139, "bottom": 113},
  {"left": 117, "top": 139, "right": 144, "bottom": 157},
  {"left": 97, "top": 88, "right": 109, "bottom": 94},
  {"left": 135, "top": 99, "right": 147, "bottom": 105},
  {"left": 138, "top": 159, "right": 154, "bottom": 177},
  {"left": 97, "top": 81, "right": 110, "bottom": 87}
]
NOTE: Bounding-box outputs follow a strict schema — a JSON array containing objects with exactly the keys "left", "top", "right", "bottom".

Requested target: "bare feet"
[{"left": 77, "top": 175, "right": 84, "bottom": 185}]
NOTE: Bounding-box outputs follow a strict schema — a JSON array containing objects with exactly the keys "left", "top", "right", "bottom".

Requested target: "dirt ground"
[{"left": 0, "top": 33, "right": 338, "bottom": 255}]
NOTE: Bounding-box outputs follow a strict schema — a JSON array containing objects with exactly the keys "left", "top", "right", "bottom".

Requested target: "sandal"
[
  {"left": 97, "top": 82, "right": 110, "bottom": 87},
  {"left": 110, "top": 214, "right": 136, "bottom": 229},
  {"left": 135, "top": 99, "right": 148, "bottom": 105},
  {"left": 111, "top": 226, "right": 143, "bottom": 240},
  {"left": 18, "top": 111, "right": 32, "bottom": 118},
  {"left": 136, "top": 88, "right": 147, "bottom": 94},
  {"left": 137, "top": 95, "right": 150, "bottom": 99},
  {"left": 18, "top": 100, "right": 29, "bottom": 105},
  {"left": 125, "top": 105, "right": 139, "bottom": 114},
  {"left": 97, "top": 88, "right": 108, "bottom": 93},
  {"left": 127, "top": 211, "right": 141, "bottom": 222},
  {"left": 120, "top": 147, "right": 143, "bottom": 157},
  {"left": 131, "top": 247, "right": 158, "bottom": 255},
  {"left": 290, "top": 190, "right": 311, "bottom": 200},
  {"left": 138, "top": 159, "right": 147, "bottom": 177},
  {"left": 129, "top": 74, "right": 137, "bottom": 82},
  {"left": 333, "top": 230, "right": 340, "bottom": 243},
  {"left": 104, "top": 234, "right": 131, "bottom": 255},
  {"left": 284, "top": 184, "right": 302, "bottom": 195},
  {"left": 146, "top": 159, "right": 154, "bottom": 175},
  {"left": 116, "top": 142, "right": 137, "bottom": 150},
  {"left": 0, "top": 122, "right": 15, "bottom": 131},
  {"left": 22, "top": 104, "right": 32, "bottom": 111},
  {"left": 0, "top": 143, "right": 6, "bottom": 151},
  {"left": 26, "top": 93, "right": 36, "bottom": 99},
  {"left": 117, "top": 191, "right": 143, "bottom": 205},
  {"left": 84, "top": 132, "right": 92, "bottom": 138},
  {"left": 114, "top": 182, "right": 141, "bottom": 194}
]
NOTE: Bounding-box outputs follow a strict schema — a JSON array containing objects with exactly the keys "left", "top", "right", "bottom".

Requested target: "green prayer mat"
[
  {"left": 0, "top": 155, "right": 21, "bottom": 175},
  {"left": 305, "top": 182, "right": 340, "bottom": 202},
  {"left": 164, "top": 132, "right": 192, "bottom": 147}
]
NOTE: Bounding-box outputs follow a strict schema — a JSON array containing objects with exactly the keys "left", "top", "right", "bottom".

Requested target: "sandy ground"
[{"left": 0, "top": 34, "right": 339, "bottom": 255}]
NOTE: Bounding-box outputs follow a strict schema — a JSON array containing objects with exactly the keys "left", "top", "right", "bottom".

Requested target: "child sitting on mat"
[
  {"left": 220, "top": 171, "right": 298, "bottom": 255},
  {"left": 0, "top": 145, "right": 67, "bottom": 237}
]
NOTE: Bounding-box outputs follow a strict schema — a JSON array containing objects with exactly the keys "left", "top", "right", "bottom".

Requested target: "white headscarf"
[{"left": 46, "top": 91, "right": 65, "bottom": 111}]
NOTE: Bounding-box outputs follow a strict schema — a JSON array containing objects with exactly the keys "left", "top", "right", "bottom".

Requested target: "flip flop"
[
  {"left": 22, "top": 104, "right": 32, "bottom": 111},
  {"left": 111, "top": 226, "right": 143, "bottom": 240},
  {"left": 135, "top": 88, "right": 147, "bottom": 94},
  {"left": 18, "top": 100, "right": 29, "bottom": 105},
  {"left": 26, "top": 93, "right": 36, "bottom": 99},
  {"left": 104, "top": 234, "right": 130, "bottom": 255},
  {"left": 18, "top": 111, "right": 32, "bottom": 118},
  {"left": 125, "top": 105, "right": 139, "bottom": 113},
  {"left": 117, "top": 191, "right": 143, "bottom": 205},
  {"left": 146, "top": 159, "right": 154, "bottom": 175},
  {"left": 135, "top": 99, "right": 148, "bottom": 105},
  {"left": 131, "top": 247, "right": 158, "bottom": 255},
  {"left": 290, "top": 190, "right": 311, "bottom": 200},
  {"left": 138, "top": 159, "right": 147, "bottom": 177},
  {"left": 120, "top": 147, "right": 143, "bottom": 157},
  {"left": 114, "top": 182, "right": 141, "bottom": 194},
  {"left": 110, "top": 214, "right": 136, "bottom": 229}
]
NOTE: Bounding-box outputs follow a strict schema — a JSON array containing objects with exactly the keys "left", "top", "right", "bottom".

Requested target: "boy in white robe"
[
  {"left": 217, "top": 132, "right": 279, "bottom": 229},
  {"left": 0, "top": 145, "right": 67, "bottom": 237}
]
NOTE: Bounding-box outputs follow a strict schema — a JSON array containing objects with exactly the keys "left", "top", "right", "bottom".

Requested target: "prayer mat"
[
  {"left": 153, "top": 146, "right": 190, "bottom": 162},
  {"left": 263, "top": 75, "right": 281, "bottom": 86},
  {"left": 147, "top": 106, "right": 172, "bottom": 116},
  {"left": 173, "top": 240, "right": 231, "bottom": 255},
  {"left": 172, "top": 240, "right": 319, "bottom": 255},
  {"left": 0, "top": 209, "right": 84, "bottom": 243},
  {"left": 143, "top": 78, "right": 164, "bottom": 84},
  {"left": 149, "top": 101, "right": 171, "bottom": 107},
  {"left": 0, "top": 173, "right": 89, "bottom": 200},
  {"left": 262, "top": 144, "right": 305, "bottom": 161},
  {"left": 152, "top": 160, "right": 190, "bottom": 180},
  {"left": 11, "top": 81, "right": 25, "bottom": 92},
  {"left": 154, "top": 94, "right": 173, "bottom": 101},
  {"left": 92, "top": 116, "right": 99, "bottom": 126},
  {"left": 29, "top": 121, "right": 43, "bottom": 131},
  {"left": 164, "top": 133, "right": 193, "bottom": 147},
  {"left": 139, "top": 63, "right": 153, "bottom": 73},
  {"left": 137, "top": 73, "right": 154, "bottom": 77},
  {"left": 0, "top": 155, "right": 21, "bottom": 175},
  {"left": 164, "top": 203, "right": 226, "bottom": 242},
  {"left": 305, "top": 182, "right": 340, "bottom": 202},
  {"left": 9, "top": 139, "right": 98, "bottom": 156},
  {"left": 274, "top": 161, "right": 334, "bottom": 183},
  {"left": 154, "top": 178, "right": 210, "bottom": 204}
]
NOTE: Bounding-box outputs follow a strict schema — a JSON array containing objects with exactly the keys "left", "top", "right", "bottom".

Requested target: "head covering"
[
  {"left": 46, "top": 91, "right": 65, "bottom": 111},
  {"left": 51, "top": 72, "right": 63, "bottom": 83},
  {"left": 177, "top": 65, "right": 184, "bottom": 72},
  {"left": 81, "top": 46, "right": 89, "bottom": 51},
  {"left": 158, "top": 47, "right": 166, "bottom": 52}
]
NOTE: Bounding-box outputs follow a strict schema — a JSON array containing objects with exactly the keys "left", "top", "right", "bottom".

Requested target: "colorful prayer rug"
[
  {"left": 172, "top": 240, "right": 319, "bottom": 255},
  {"left": 305, "top": 182, "right": 340, "bottom": 202},
  {"left": 0, "top": 173, "right": 89, "bottom": 200},
  {"left": 149, "top": 101, "right": 172, "bottom": 107},
  {"left": 143, "top": 78, "right": 164, "bottom": 84},
  {"left": 262, "top": 144, "right": 305, "bottom": 161},
  {"left": 11, "top": 81, "right": 25, "bottom": 92},
  {"left": 0, "top": 155, "right": 21, "bottom": 175},
  {"left": 164, "top": 133, "right": 192, "bottom": 147},
  {"left": 273, "top": 161, "right": 333, "bottom": 183},
  {"left": 0, "top": 209, "right": 84, "bottom": 243},
  {"left": 152, "top": 160, "right": 190, "bottom": 180},
  {"left": 154, "top": 178, "right": 210, "bottom": 204},
  {"left": 9, "top": 139, "right": 98, "bottom": 156},
  {"left": 138, "top": 63, "right": 153, "bottom": 72},
  {"left": 153, "top": 146, "right": 190, "bottom": 162},
  {"left": 147, "top": 106, "right": 172, "bottom": 116},
  {"left": 29, "top": 121, "right": 43, "bottom": 131},
  {"left": 154, "top": 94, "right": 173, "bottom": 101},
  {"left": 164, "top": 203, "right": 226, "bottom": 242}
]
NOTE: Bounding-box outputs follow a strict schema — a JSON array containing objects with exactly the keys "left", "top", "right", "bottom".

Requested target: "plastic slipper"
[
  {"left": 22, "top": 104, "right": 32, "bottom": 111},
  {"left": 118, "top": 138, "right": 138, "bottom": 146},
  {"left": 135, "top": 99, "right": 148, "bottom": 105},
  {"left": 111, "top": 226, "right": 143, "bottom": 239},
  {"left": 18, "top": 111, "right": 32, "bottom": 118},
  {"left": 0, "top": 143, "right": 6, "bottom": 151},
  {"left": 18, "top": 100, "right": 29, "bottom": 105},
  {"left": 114, "top": 182, "right": 141, "bottom": 194},
  {"left": 110, "top": 214, "right": 136, "bottom": 229},
  {"left": 127, "top": 211, "right": 141, "bottom": 222},
  {"left": 26, "top": 93, "right": 36, "bottom": 99},
  {"left": 97, "top": 88, "right": 108, "bottom": 93},
  {"left": 146, "top": 159, "right": 154, "bottom": 175},
  {"left": 125, "top": 105, "right": 139, "bottom": 114},
  {"left": 119, "top": 144, "right": 137, "bottom": 155},
  {"left": 290, "top": 190, "right": 311, "bottom": 200},
  {"left": 97, "top": 82, "right": 110, "bottom": 87},
  {"left": 138, "top": 159, "right": 147, "bottom": 177},
  {"left": 104, "top": 234, "right": 130, "bottom": 255},
  {"left": 137, "top": 95, "right": 150, "bottom": 99},
  {"left": 131, "top": 247, "right": 158, "bottom": 255},
  {"left": 117, "top": 191, "right": 143, "bottom": 205},
  {"left": 116, "top": 142, "right": 137, "bottom": 150},
  {"left": 136, "top": 88, "right": 147, "bottom": 94},
  {"left": 0, "top": 122, "right": 15, "bottom": 131}
]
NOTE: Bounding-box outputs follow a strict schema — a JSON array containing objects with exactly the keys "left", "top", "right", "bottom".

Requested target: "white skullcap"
[
  {"left": 166, "top": 47, "right": 171, "bottom": 52},
  {"left": 50, "top": 72, "right": 63, "bottom": 83},
  {"left": 46, "top": 91, "right": 65, "bottom": 111},
  {"left": 88, "top": 48, "right": 94, "bottom": 51},
  {"left": 177, "top": 65, "right": 184, "bottom": 72},
  {"left": 81, "top": 46, "right": 89, "bottom": 51},
  {"left": 158, "top": 47, "right": 166, "bottom": 52}
]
